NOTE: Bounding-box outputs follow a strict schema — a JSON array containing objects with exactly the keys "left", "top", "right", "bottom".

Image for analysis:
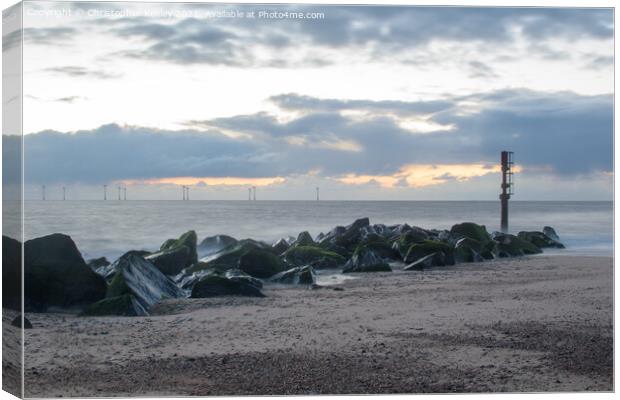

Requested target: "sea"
[{"left": 19, "top": 200, "right": 613, "bottom": 261}]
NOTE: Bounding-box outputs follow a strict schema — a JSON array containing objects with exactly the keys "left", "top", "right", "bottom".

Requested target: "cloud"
[
  {"left": 19, "top": 89, "right": 612, "bottom": 187},
  {"left": 468, "top": 61, "right": 498, "bottom": 79},
  {"left": 44, "top": 66, "right": 121, "bottom": 79},
  {"left": 98, "top": 6, "right": 612, "bottom": 67}
]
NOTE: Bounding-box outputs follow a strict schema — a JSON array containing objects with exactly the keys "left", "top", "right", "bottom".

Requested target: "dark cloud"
[
  {"left": 44, "top": 66, "right": 121, "bottom": 79},
  {"left": 102, "top": 6, "right": 612, "bottom": 67},
  {"left": 468, "top": 61, "right": 498, "bottom": 79},
  {"left": 23, "top": 27, "right": 76, "bottom": 46},
  {"left": 269, "top": 93, "right": 455, "bottom": 116},
  {"left": 21, "top": 89, "right": 612, "bottom": 185}
]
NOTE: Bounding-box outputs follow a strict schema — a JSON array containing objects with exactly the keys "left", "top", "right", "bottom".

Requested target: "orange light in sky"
[
  {"left": 337, "top": 163, "right": 523, "bottom": 188},
  {"left": 122, "top": 176, "right": 286, "bottom": 187}
]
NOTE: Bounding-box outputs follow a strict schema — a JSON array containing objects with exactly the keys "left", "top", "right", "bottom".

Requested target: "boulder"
[
  {"left": 197, "top": 234, "right": 238, "bottom": 258},
  {"left": 11, "top": 315, "right": 32, "bottom": 329},
  {"left": 293, "top": 231, "right": 315, "bottom": 247},
  {"left": 181, "top": 240, "right": 286, "bottom": 280},
  {"left": 450, "top": 222, "right": 491, "bottom": 243},
  {"left": 159, "top": 230, "right": 198, "bottom": 266},
  {"left": 282, "top": 246, "right": 346, "bottom": 269},
  {"left": 87, "top": 257, "right": 110, "bottom": 270},
  {"left": 95, "top": 250, "right": 151, "bottom": 282},
  {"left": 103, "top": 253, "right": 184, "bottom": 315},
  {"left": 358, "top": 234, "right": 400, "bottom": 260},
  {"left": 238, "top": 248, "right": 288, "bottom": 278},
  {"left": 270, "top": 266, "right": 316, "bottom": 285},
  {"left": 454, "top": 238, "right": 485, "bottom": 263},
  {"left": 404, "top": 240, "right": 455, "bottom": 265},
  {"left": 190, "top": 272, "right": 265, "bottom": 298},
  {"left": 343, "top": 247, "right": 392, "bottom": 273},
  {"left": 543, "top": 226, "right": 560, "bottom": 241},
  {"left": 404, "top": 253, "right": 445, "bottom": 270},
  {"left": 493, "top": 233, "right": 542, "bottom": 257},
  {"left": 80, "top": 294, "right": 146, "bottom": 317},
  {"left": 24, "top": 234, "right": 107, "bottom": 311},
  {"left": 517, "top": 231, "right": 565, "bottom": 249},
  {"left": 146, "top": 245, "right": 192, "bottom": 276},
  {"left": 272, "top": 238, "right": 291, "bottom": 255},
  {"left": 393, "top": 228, "right": 430, "bottom": 259},
  {"left": 2, "top": 235, "right": 21, "bottom": 310},
  {"left": 320, "top": 218, "right": 370, "bottom": 251}
]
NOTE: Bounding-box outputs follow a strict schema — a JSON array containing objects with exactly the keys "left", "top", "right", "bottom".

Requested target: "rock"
[
  {"left": 517, "top": 231, "right": 565, "bottom": 249},
  {"left": 87, "top": 257, "right": 110, "bottom": 270},
  {"left": 450, "top": 222, "right": 491, "bottom": 243},
  {"left": 357, "top": 234, "right": 400, "bottom": 260},
  {"left": 343, "top": 247, "right": 392, "bottom": 273},
  {"left": 404, "top": 253, "right": 445, "bottom": 270},
  {"left": 96, "top": 250, "right": 151, "bottom": 282},
  {"left": 360, "top": 224, "right": 394, "bottom": 240},
  {"left": 159, "top": 230, "right": 198, "bottom": 266},
  {"left": 493, "top": 233, "right": 542, "bottom": 257},
  {"left": 238, "top": 248, "right": 288, "bottom": 278},
  {"left": 80, "top": 294, "right": 146, "bottom": 317},
  {"left": 190, "top": 272, "right": 265, "bottom": 298},
  {"left": 392, "top": 228, "right": 430, "bottom": 259},
  {"left": 103, "top": 253, "right": 184, "bottom": 315},
  {"left": 543, "top": 226, "right": 560, "bottom": 241},
  {"left": 293, "top": 231, "right": 315, "bottom": 247},
  {"left": 320, "top": 218, "right": 370, "bottom": 251},
  {"left": 24, "top": 234, "right": 107, "bottom": 311},
  {"left": 272, "top": 238, "right": 291, "bottom": 255},
  {"left": 454, "top": 238, "right": 485, "bottom": 263},
  {"left": 11, "top": 315, "right": 32, "bottom": 329},
  {"left": 282, "top": 246, "right": 346, "bottom": 269},
  {"left": 2, "top": 235, "right": 21, "bottom": 310},
  {"left": 146, "top": 245, "right": 192, "bottom": 276},
  {"left": 404, "top": 240, "right": 455, "bottom": 265},
  {"left": 270, "top": 266, "right": 316, "bottom": 285},
  {"left": 197, "top": 235, "right": 237, "bottom": 258}
]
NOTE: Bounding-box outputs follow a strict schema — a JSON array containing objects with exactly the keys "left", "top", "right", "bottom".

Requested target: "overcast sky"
[{"left": 5, "top": 2, "right": 614, "bottom": 200}]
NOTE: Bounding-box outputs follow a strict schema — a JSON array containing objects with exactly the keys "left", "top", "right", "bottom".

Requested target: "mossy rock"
[
  {"left": 270, "top": 266, "right": 316, "bottom": 285},
  {"left": 517, "top": 231, "right": 565, "bottom": 249},
  {"left": 404, "top": 253, "right": 445, "bottom": 270},
  {"left": 79, "top": 294, "right": 146, "bottom": 317},
  {"left": 450, "top": 222, "right": 491, "bottom": 243},
  {"left": 197, "top": 234, "right": 238, "bottom": 256},
  {"left": 159, "top": 230, "right": 198, "bottom": 266},
  {"left": 493, "top": 233, "right": 542, "bottom": 257},
  {"left": 393, "top": 230, "right": 429, "bottom": 259},
  {"left": 404, "top": 240, "right": 455, "bottom": 265},
  {"left": 106, "top": 254, "right": 184, "bottom": 315},
  {"left": 146, "top": 245, "right": 192, "bottom": 276},
  {"left": 238, "top": 248, "right": 288, "bottom": 278},
  {"left": 294, "top": 231, "right": 315, "bottom": 247},
  {"left": 283, "top": 246, "right": 346, "bottom": 269},
  {"left": 343, "top": 246, "right": 392, "bottom": 273},
  {"left": 272, "top": 238, "right": 291, "bottom": 255},
  {"left": 359, "top": 234, "right": 400, "bottom": 260},
  {"left": 454, "top": 238, "right": 485, "bottom": 263},
  {"left": 190, "top": 274, "right": 265, "bottom": 298}
]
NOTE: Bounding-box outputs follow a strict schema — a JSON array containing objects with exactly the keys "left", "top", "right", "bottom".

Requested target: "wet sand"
[{"left": 7, "top": 255, "right": 613, "bottom": 397}]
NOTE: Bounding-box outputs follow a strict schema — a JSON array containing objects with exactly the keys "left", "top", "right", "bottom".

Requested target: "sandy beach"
[{"left": 5, "top": 254, "right": 613, "bottom": 396}]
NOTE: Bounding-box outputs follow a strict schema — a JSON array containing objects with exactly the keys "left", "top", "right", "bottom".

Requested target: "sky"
[{"left": 3, "top": 2, "right": 614, "bottom": 200}]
